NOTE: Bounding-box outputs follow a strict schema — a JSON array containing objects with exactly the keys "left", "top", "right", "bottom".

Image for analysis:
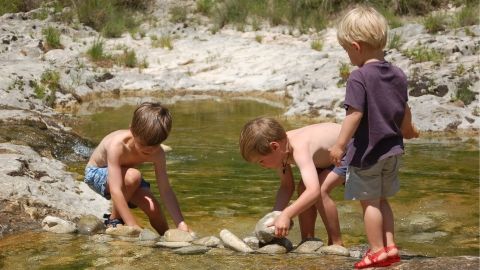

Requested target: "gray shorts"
[
  {"left": 84, "top": 165, "right": 150, "bottom": 200},
  {"left": 344, "top": 155, "right": 401, "bottom": 200}
]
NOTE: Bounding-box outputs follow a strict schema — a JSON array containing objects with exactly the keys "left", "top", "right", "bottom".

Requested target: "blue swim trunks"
[
  {"left": 84, "top": 165, "right": 150, "bottom": 200},
  {"left": 316, "top": 157, "right": 347, "bottom": 178}
]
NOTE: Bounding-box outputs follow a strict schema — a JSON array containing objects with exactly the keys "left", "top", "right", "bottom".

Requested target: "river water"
[{"left": 0, "top": 98, "right": 478, "bottom": 269}]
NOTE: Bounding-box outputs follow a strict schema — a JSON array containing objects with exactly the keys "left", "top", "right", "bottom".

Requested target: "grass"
[
  {"left": 170, "top": 5, "right": 188, "bottom": 23},
  {"left": 456, "top": 3, "right": 480, "bottom": 27},
  {"left": 255, "top": 35, "right": 263, "bottom": 43},
  {"left": 151, "top": 35, "right": 173, "bottom": 50},
  {"left": 41, "top": 70, "right": 61, "bottom": 92},
  {"left": 310, "top": 39, "right": 323, "bottom": 51},
  {"left": 403, "top": 45, "right": 444, "bottom": 64},
  {"left": 388, "top": 33, "right": 403, "bottom": 50},
  {"left": 196, "top": 0, "right": 215, "bottom": 15},
  {"left": 454, "top": 80, "right": 477, "bottom": 105},
  {"left": 423, "top": 12, "right": 447, "bottom": 34},
  {"left": 87, "top": 38, "right": 108, "bottom": 61},
  {"left": 337, "top": 62, "right": 350, "bottom": 87},
  {"left": 42, "top": 26, "right": 63, "bottom": 50}
]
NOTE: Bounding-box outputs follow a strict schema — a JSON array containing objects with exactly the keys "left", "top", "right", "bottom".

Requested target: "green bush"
[
  {"left": 170, "top": 5, "right": 188, "bottom": 23},
  {"left": 388, "top": 33, "right": 403, "bottom": 50},
  {"left": 196, "top": 0, "right": 214, "bottom": 15},
  {"left": 42, "top": 26, "right": 63, "bottom": 50},
  {"left": 152, "top": 35, "right": 173, "bottom": 50},
  {"left": 404, "top": 46, "right": 444, "bottom": 64},
  {"left": 41, "top": 69, "right": 61, "bottom": 92},
  {"left": 311, "top": 39, "right": 323, "bottom": 51},
  {"left": 87, "top": 38, "right": 107, "bottom": 61},
  {"left": 121, "top": 49, "right": 137, "bottom": 68},
  {"left": 423, "top": 12, "right": 447, "bottom": 34},
  {"left": 32, "top": 81, "right": 46, "bottom": 99},
  {"left": 454, "top": 80, "right": 476, "bottom": 105},
  {"left": 337, "top": 62, "right": 350, "bottom": 87},
  {"left": 456, "top": 3, "right": 480, "bottom": 27}
]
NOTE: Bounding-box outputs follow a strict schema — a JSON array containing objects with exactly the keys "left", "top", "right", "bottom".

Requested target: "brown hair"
[
  {"left": 239, "top": 117, "right": 286, "bottom": 162},
  {"left": 130, "top": 102, "right": 172, "bottom": 146}
]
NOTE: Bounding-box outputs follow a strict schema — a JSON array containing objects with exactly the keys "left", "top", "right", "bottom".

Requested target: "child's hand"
[
  {"left": 329, "top": 144, "right": 345, "bottom": 166},
  {"left": 272, "top": 213, "right": 291, "bottom": 238}
]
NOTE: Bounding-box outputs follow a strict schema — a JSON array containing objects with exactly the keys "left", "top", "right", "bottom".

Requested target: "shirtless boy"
[
  {"left": 84, "top": 102, "right": 190, "bottom": 234},
  {"left": 239, "top": 117, "right": 345, "bottom": 246}
]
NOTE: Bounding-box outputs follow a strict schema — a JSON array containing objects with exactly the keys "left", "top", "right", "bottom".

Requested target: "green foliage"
[
  {"left": 454, "top": 64, "right": 466, "bottom": 76},
  {"left": 310, "top": 39, "right": 323, "bottom": 51},
  {"left": 75, "top": 0, "right": 142, "bottom": 38},
  {"left": 87, "top": 38, "right": 107, "bottom": 61},
  {"left": 423, "top": 12, "right": 447, "bottom": 34},
  {"left": 456, "top": 3, "right": 480, "bottom": 27},
  {"left": 115, "top": 49, "right": 137, "bottom": 68},
  {"left": 32, "top": 81, "right": 46, "bottom": 99},
  {"left": 404, "top": 45, "right": 444, "bottom": 64},
  {"left": 0, "top": 0, "right": 43, "bottom": 15},
  {"left": 455, "top": 80, "right": 477, "bottom": 105},
  {"left": 255, "top": 35, "right": 263, "bottom": 43},
  {"left": 196, "top": 0, "right": 215, "bottom": 15},
  {"left": 151, "top": 35, "right": 173, "bottom": 50},
  {"left": 337, "top": 62, "right": 350, "bottom": 87},
  {"left": 41, "top": 70, "right": 61, "bottom": 92},
  {"left": 170, "top": 5, "right": 188, "bottom": 23},
  {"left": 388, "top": 32, "right": 403, "bottom": 50},
  {"left": 42, "top": 26, "right": 63, "bottom": 50}
]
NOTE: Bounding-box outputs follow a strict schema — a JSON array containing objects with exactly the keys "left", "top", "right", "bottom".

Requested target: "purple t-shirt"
[{"left": 344, "top": 61, "right": 408, "bottom": 168}]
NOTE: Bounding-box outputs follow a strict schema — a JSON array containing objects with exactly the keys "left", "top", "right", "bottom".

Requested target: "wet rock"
[
  {"left": 174, "top": 245, "right": 210, "bottom": 255},
  {"left": 293, "top": 239, "right": 324, "bottom": 253},
  {"left": 105, "top": 225, "right": 141, "bottom": 237},
  {"left": 155, "top": 241, "right": 192, "bottom": 248},
  {"left": 219, "top": 229, "right": 253, "bottom": 253},
  {"left": 263, "top": 237, "right": 294, "bottom": 252},
  {"left": 76, "top": 214, "right": 104, "bottom": 235},
  {"left": 163, "top": 228, "right": 194, "bottom": 242},
  {"left": 408, "top": 231, "right": 449, "bottom": 243},
  {"left": 406, "top": 214, "right": 437, "bottom": 232},
  {"left": 139, "top": 229, "right": 159, "bottom": 241},
  {"left": 243, "top": 236, "right": 260, "bottom": 250},
  {"left": 192, "top": 236, "right": 221, "bottom": 247},
  {"left": 90, "top": 234, "right": 114, "bottom": 243},
  {"left": 42, "top": 216, "right": 77, "bottom": 234},
  {"left": 254, "top": 211, "right": 294, "bottom": 244},
  {"left": 257, "top": 244, "right": 287, "bottom": 254},
  {"left": 317, "top": 245, "right": 350, "bottom": 257}
]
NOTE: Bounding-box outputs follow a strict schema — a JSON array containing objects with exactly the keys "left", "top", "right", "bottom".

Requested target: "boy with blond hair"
[
  {"left": 239, "top": 118, "right": 347, "bottom": 247},
  {"left": 330, "top": 6, "right": 419, "bottom": 269},
  {"left": 84, "top": 102, "right": 191, "bottom": 235}
]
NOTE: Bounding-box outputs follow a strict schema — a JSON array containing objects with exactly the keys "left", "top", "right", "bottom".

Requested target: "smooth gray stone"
[
  {"left": 293, "top": 239, "right": 324, "bottom": 253},
  {"left": 192, "top": 236, "right": 221, "bottom": 247},
  {"left": 164, "top": 229, "right": 194, "bottom": 242},
  {"left": 42, "top": 216, "right": 77, "bottom": 234},
  {"left": 219, "top": 229, "right": 253, "bottom": 253},
  {"left": 174, "top": 245, "right": 210, "bottom": 255},
  {"left": 317, "top": 245, "right": 350, "bottom": 256},
  {"left": 257, "top": 244, "right": 287, "bottom": 254},
  {"left": 155, "top": 241, "right": 192, "bottom": 248},
  {"left": 139, "top": 229, "right": 160, "bottom": 241},
  {"left": 254, "top": 211, "right": 294, "bottom": 244},
  {"left": 77, "top": 214, "right": 105, "bottom": 235}
]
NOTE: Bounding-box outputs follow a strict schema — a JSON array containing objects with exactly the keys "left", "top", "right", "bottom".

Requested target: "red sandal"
[
  {"left": 354, "top": 248, "right": 391, "bottom": 269},
  {"left": 385, "top": 245, "right": 401, "bottom": 264}
]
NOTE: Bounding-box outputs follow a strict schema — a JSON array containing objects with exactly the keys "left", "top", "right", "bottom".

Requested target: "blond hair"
[
  {"left": 130, "top": 102, "right": 172, "bottom": 146},
  {"left": 239, "top": 117, "right": 286, "bottom": 162},
  {"left": 337, "top": 6, "right": 388, "bottom": 49}
]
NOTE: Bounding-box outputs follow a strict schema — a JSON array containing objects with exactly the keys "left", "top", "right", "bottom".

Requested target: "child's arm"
[
  {"left": 273, "top": 155, "right": 320, "bottom": 237},
  {"left": 401, "top": 104, "right": 420, "bottom": 139},
  {"left": 153, "top": 151, "right": 189, "bottom": 231},
  {"left": 272, "top": 165, "right": 295, "bottom": 211},
  {"left": 330, "top": 107, "right": 363, "bottom": 166},
  {"left": 107, "top": 145, "right": 139, "bottom": 227}
]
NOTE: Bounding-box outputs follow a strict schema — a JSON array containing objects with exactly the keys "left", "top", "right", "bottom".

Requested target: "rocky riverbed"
[{"left": 0, "top": 0, "right": 478, "bottom": 268}]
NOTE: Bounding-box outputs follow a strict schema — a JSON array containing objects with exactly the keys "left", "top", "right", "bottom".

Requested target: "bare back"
[
  {"left": 287, "top": 123, "right": 341, "bottom": 169},
  {"left": 88, "top": 129, "right": 160, "bottom": 168}
]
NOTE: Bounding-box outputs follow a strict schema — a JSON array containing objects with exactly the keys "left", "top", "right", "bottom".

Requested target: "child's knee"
[{"left": 124, "top": 168, "right": 142, "bottom": 186}]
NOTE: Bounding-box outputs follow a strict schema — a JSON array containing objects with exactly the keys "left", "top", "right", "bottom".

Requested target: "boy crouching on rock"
[
  {"left": 239, "top": 117, "right": 346, "bottom": 247},
  {"left": 84, "top": 102, "right": 190, "bottom": 235}
]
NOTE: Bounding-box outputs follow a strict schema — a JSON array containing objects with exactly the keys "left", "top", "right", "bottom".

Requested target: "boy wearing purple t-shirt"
[{"left": 330, "top": 6, "right": 419, "bottom": 269}]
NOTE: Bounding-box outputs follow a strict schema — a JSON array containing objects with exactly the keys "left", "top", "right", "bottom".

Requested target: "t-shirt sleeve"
[{"left": 344, "top": 72, "right": 366, "bottom": 112}]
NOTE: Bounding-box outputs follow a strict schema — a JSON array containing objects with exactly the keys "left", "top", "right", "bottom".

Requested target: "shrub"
[
  {"left": 423, "top": 12, "right": 447, "bottom": 34},
  {"left": 456, "top": 3, "right": 480, "bottom": 27},
  {"left": 87, "top": 38, "right": 107, "bottom": 61},
  {"left": 32, "top": 81, "right": 46, "bottom": 99},
  {"left": 455, "top": 80, "right": 477, "bottom": 105},
  {"left": 388, "top": 33, "right": 403, "bottom": 50},
  {"left": 152, "top": 35, "right": 173, "bottom": 50},
  {"left": 196, "top": 0, "right": 214, "bottom": 15},
  {"left": 311, "top": 39, "right": 323, "bottom": 51},
  {"left": 42, "top": 26, "right": 63, "bottom": 50},
  {"left": 170, "top": 5, "right": 187, "bottom": 23},
  {"left": 337, "top": 62, "right": 350, "bottom": 87},
  {"left": 404, "top": 46, "right": 444, "bottom": 64},
  {"left": 41, "top": 69, "right": 61, "bottom": 92},
  {"left": 255, "top": 35, "right": 263, "bottom": 43}
]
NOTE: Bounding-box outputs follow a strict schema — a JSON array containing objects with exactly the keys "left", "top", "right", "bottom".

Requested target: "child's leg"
[
  {"left": 316, "top": 170, "right": 344, "bottom": 246},
  {"left": 129, "top": 187, "right": 169, "bottom": 235},
  {"left": 381, "top": 198, "right": 398, "bottom": 257},
  {"left": 109, "top": 167, "right": 142, "bottom": 220},
  {"left": 360, "top": 199, "right": 388, "bottom": 259},
  {"left": 297, "top": 180, "right": 317, "bottom": 240}
]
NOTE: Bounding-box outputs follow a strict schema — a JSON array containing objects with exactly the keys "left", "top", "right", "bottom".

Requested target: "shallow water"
[{"left": 0, "top": 99, "right": 478, "bottom": 269}]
